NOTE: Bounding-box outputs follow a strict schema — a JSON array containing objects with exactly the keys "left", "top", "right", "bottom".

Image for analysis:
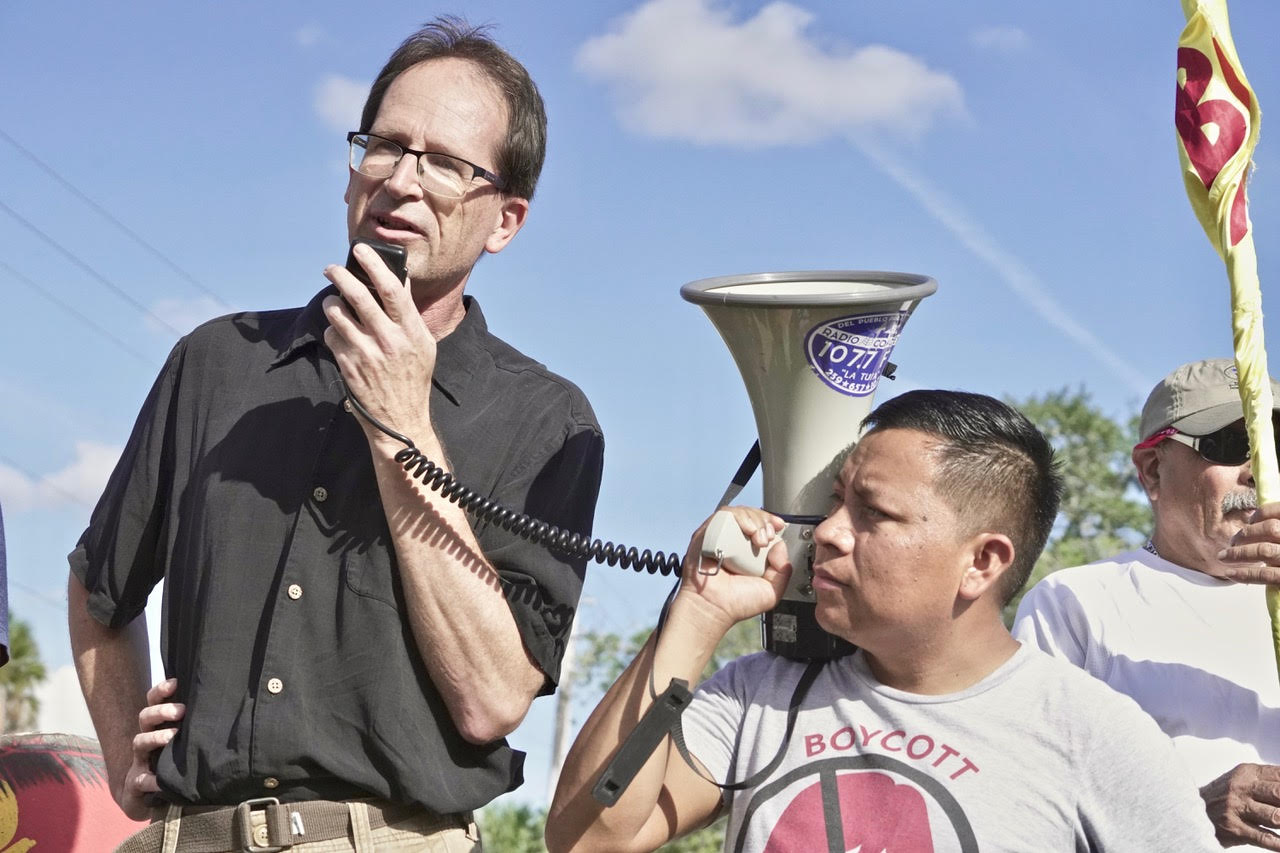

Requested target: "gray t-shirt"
[{"left": 682, "top": 643, "right": 1219, "bottom": 852}]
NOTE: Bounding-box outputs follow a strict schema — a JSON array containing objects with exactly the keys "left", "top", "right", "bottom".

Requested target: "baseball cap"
[{"left": 1139, "top": 358, "right": 1280, "bottom": 440}]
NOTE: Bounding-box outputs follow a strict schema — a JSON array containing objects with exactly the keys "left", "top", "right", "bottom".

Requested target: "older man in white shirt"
[{"left": 1015, "top": 358, "right": 1280, "bottom": 851}]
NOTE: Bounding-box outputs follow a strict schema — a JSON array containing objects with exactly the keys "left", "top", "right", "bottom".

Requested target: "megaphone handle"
[{"left": 700, "top": 509, "right": 779, "bottom": 578}]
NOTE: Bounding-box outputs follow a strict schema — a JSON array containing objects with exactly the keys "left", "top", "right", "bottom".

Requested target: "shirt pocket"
[{"left": 341, "top": 546, "right": 402, "bottom": 611}]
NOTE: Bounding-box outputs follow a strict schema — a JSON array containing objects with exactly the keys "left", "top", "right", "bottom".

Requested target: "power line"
[
  {"left": 0, "top": 126, "right": 232, "bottom": 307},
  {"left": 0, "top": 453, "right": 97, "bottom": 511},
  {"left": 10, "top": 580, "right": 65, "bottom": 613},
  {"left": 0, "top": 197, "right": 185, "bottom": 338},
  {"left": 0, "top": 260, "right": 154, "bottom": 365}
]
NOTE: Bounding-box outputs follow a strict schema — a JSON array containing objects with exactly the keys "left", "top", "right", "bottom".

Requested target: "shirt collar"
[
  {"left": 271, "top": 287, "right": 488, "bottom": 407},
  {"left": 431, "top": 295, "right": 488, "bottom": 406}
]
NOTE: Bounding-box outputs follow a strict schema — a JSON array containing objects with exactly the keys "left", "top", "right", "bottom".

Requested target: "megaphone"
[{"left": 681, "top": 271, "right": 937, "bottom": 660}]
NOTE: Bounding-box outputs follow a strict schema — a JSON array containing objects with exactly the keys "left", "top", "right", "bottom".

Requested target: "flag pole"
[{"left": 1176, "top": 0, "right": 1280, "bottom": 678}]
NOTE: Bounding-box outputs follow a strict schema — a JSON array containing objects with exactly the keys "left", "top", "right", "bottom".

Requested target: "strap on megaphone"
[
  {"left": 591, "top": 658, "right": 823, "bottom": 806},
  {"left": 714, "top": 441, "right": 761, "bottom": 509},
  {"left": 715, "top": 440, "right": 824, "bottom": 526},
  {"left": 591, "top": 442, "right": 827, "bottom": 806}
]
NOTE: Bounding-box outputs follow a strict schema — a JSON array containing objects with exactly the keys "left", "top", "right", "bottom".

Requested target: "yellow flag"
[{"left": 1176, "top": 0, "right": 1279, "bottom": 678}]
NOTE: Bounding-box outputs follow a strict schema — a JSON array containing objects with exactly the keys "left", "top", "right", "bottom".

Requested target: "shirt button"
[
  {"left": 253, "top": 825, "right": 271, "bottom": 846},
  {"left": 312, "top": 486, "right": 329, "bottom": 503},
  {"left": 263, "top": 777, "right": 279, "bottom": 789},
  {"left": 343, "top": 398, "right": 353, "bottom": 413},
  {"left": 267, "top": 677, "right": 284, "bottom": 694},
  {"left": 287, "top": 584, "right": 303, "bottom": 600}
]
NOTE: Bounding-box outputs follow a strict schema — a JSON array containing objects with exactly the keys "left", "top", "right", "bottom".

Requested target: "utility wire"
[
  {"left": 0, "top": 197, "right": 185, "bottom": 337},
  {"left": 0, "top": 453, "right": 96, "bottom": 510},
  {"left": 0, "top": 260, "right": 154, "bottom": 365},
  {"left": 10, "top": 580, "right": 65, "bottom": 612},
  {"left": 0, "top": 126, "right": 232, "bottom": 306}
]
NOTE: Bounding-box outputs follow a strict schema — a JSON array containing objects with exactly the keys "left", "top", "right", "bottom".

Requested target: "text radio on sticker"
[{"left": 804, "top": 312, "right": 908, "bottom": 398}]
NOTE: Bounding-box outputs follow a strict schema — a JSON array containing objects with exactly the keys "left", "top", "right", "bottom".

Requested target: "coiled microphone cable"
[
  {"left": 344, "top": 387, "right": 832, "bottom": 805},
  {"left": 344, "top": 389, "right": 684, "bottom": 576}
]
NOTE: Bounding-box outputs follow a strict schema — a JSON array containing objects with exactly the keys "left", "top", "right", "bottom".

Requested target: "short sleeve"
[
  {"left": 478, "top": 424, "right": 604, "bottom": 691},
  {"left": 1012, "top": 577, "right": 1090, "bottom": 669},
  {"left": 68, "top": 340, "right": 186, "bottom": 628},
  {"left": 681, "top": 659, "right": 752, "bottom": 785}
]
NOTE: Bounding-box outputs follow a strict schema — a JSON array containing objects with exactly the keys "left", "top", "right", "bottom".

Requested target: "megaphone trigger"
[{"left": 700, "top": 509, "right": 783, "bottom": 578}]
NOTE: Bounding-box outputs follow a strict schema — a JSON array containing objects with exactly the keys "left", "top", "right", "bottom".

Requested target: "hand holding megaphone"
[
  {"left": 698, "top": 508, "right": 787, "bottom": 577},
  {"left": 677, "top": 507, "right": 793, "bottom": 634}
]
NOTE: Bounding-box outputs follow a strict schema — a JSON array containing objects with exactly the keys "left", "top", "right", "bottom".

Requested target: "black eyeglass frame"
[{"left": 347, "top": 131, "right": 507, "bottom": 195}]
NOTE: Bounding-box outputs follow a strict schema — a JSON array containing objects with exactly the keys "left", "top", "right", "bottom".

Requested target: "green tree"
[
  {"left": 577, "top": 618, "right": 762, "bottom": 696},
  {"left": 1003, "top": 388, "right": 1150, "bottom": 623},
  {"left": 0, "top": 614, "right": 46, "bottom": 733},
  {"left": 477, "top": 802, "right": 547, "bottom": 853}
]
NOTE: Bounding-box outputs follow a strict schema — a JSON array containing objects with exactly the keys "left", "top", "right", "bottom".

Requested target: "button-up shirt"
[{"left": 70, "top": 289, "right": 604, "bottom": 812}]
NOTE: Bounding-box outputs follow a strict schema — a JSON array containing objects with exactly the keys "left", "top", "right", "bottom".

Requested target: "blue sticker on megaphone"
[{"left": 804, "top": 312, "right": 907, "bottom": 397}]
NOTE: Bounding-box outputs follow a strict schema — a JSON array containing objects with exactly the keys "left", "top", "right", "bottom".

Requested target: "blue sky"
[{"left": 2, "top": 0, "right": 1277, "bottom": 809}]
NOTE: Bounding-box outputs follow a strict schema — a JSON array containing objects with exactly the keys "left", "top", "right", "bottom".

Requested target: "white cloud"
[
  {"left": 0, "top": 441, "right": 121, "bottom": 511},
  {"left": 576, "top": 0, "right": 964, "bottom": 146},
  {"left": 575, "top": 1, "right": 1139, "bottom": 394},
  {"left": 970, "top": 25, "right": 1031, "bottom": 54},
  {"left": 315, "top": 74, "right": 369, "bottom": 133},
  {"left": 295, "top": 24, "right": 324, "bottom": 48},
  {"left": 145, "top": 296, "right": 232, "bottom": 337},
  {"left": 36, "top": 664, "right": 97, "bottom": 738}
]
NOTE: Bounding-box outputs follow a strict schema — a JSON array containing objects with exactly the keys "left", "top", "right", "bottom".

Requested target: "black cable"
[
  {"left": 344, "top": 389, "right": 683, "bottom": 576},
  {"left": 0, "top": 260, "right": 153, "bottom": 364},
  {"left": 0, "top": 126, "right": 230, "bottom": 306},
  {"left": 0, "top": 453, "right": 95, "bottom": 509},
  {"left": 346, "top": 390, "right": 825, "bottom": 803},
  {"left": 0, "top": 198, "right": 186, "bottom": 337}
]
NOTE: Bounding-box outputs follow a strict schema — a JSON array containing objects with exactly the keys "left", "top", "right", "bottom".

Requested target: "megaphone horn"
[{"left": 681, "top": 270, "right": 938, "bottom": 660}]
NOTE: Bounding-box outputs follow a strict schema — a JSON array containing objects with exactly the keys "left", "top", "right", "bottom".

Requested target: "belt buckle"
[{"left": 235, "top": 797, "right": 289, "bottom": 853}]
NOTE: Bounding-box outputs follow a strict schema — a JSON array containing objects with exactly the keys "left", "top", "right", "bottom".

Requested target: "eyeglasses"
[
  {"left": 1163, "top": 429, "right": 1254, "bottom": 465},
  {"left": 347, "top": 132, "right": 506, "bottom": 199}
]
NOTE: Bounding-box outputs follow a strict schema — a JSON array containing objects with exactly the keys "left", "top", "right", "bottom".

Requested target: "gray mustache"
[{"left": 1222, "top": 491, "right": 1259, "bottom": 514}]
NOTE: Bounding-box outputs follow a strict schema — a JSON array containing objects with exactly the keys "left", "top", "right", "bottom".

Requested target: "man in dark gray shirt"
[{"left": 69, "top": 18, "right": 602, "bottom": 852}]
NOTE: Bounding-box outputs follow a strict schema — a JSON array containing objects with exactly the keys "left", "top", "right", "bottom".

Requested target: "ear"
[
  {"left": 956, "top": 533, "right": 1016, "bottom": 602},
  {"left": 1132, "top": 446, "right": 1160, "bottom": 499},
  {"left": 484, "top": 195, "right": 530, "bottom": 255}
]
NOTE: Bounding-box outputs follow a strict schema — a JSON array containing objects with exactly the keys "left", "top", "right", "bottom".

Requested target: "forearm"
[
  {"left": 547, "top": 594, "right": 728, "bottom": 853},
  {"left": 367, "top": 426, "right": 546, "bottom": 743},
  {"left": 325, "top": 278, "right": 586, "bottom": 741},
  {"left": 67, "top": 574, "right": 151, "bottom": 797}
]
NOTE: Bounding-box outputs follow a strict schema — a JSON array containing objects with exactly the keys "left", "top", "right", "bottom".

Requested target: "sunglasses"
[{"left": 1163, "top": 428, "right": 1254, "bottom": 465}]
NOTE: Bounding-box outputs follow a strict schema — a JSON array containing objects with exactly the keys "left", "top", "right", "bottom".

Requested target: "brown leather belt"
[{"left": 120, "top": 797, "right": 439, "bottom": 852}]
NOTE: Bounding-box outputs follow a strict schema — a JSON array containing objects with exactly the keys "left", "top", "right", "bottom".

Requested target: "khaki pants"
[{"left": 115, "top": 801, "right": 482, "bottom": 853}]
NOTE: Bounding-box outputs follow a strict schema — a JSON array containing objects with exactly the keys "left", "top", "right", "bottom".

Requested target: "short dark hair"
[
  {"left": 862, "top": 390, "right": 1063, "bottom": 605},
  {"left": 360, "top": 16, "right": 548, "bottom": 201}
]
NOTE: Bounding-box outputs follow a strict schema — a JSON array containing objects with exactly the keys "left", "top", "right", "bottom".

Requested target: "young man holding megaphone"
[{"left": 547, "top": 389, "right": 1220, "bottom": 853}]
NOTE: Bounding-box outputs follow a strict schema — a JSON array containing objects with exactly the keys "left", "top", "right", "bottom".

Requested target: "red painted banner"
[{"left": 0, "top": 733, "right": 145, "bottom": 851}]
